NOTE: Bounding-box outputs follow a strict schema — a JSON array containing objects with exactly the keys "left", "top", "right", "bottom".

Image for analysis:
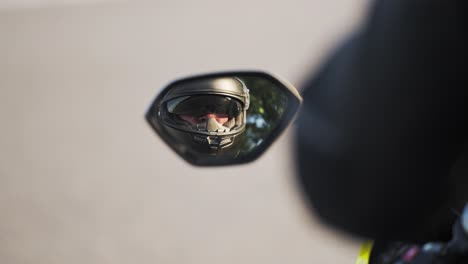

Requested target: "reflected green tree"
[{"left": 235, "top": 76, "right": 288, "bottom": 153}]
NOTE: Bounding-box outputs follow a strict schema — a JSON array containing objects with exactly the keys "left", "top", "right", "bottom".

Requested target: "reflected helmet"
[{"left": 158, "top": 77, "right": 250, "bottom": 149}]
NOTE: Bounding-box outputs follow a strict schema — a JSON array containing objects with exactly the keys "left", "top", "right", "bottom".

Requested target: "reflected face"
[
  {"left": 165, "top": 94, "right": 246, "bottom": 136},
  {"left": 146, "top": 72, "right": 302, "bottom": 166},
  {"left": 179, "top": 113, "right": 229, "bottom": 126}
]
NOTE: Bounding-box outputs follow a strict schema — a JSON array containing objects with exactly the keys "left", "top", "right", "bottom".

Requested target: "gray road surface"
[{"left": 0, "top": 1, "right": 367, "bottom": 263}]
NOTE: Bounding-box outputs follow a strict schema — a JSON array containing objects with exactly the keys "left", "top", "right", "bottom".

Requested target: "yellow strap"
[{"left": 356, "top": 240, "right": 374, "bottom": 264}]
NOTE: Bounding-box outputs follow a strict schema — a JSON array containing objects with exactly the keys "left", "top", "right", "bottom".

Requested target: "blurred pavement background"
[{"left": 0, "top": 1, "right": 368, "bottom": 263}]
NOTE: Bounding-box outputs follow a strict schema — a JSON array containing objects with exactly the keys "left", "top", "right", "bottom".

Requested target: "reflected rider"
[{"left": 158, "top": 76, "right": 250, "bottom": 154}]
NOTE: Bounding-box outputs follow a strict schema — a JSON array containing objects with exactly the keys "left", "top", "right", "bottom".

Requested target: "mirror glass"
[{"left": 146, "top": 71, "right": 302, "bottom": 166}]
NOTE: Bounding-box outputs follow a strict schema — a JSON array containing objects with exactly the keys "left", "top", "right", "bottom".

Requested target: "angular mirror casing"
[{"left": 146, "top": 71, "right": 302, "bottom": 166}]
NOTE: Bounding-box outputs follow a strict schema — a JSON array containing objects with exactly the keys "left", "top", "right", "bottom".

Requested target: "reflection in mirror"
[{"left": 146, "top": 72, "right": 301, "bottom": 166}]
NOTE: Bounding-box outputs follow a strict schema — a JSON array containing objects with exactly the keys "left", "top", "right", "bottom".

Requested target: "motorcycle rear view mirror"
[{"left": 146, "top": 71, "right": 302, "bottom": 166}]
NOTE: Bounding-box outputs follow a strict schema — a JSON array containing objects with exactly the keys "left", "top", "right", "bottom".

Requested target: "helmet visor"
[{"left": 164, "top": 95, "right": 244, "bottom": 131}]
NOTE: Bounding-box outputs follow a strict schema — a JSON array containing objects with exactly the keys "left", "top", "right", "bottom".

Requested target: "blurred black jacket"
[{"left": 296, "top": 0, "right": 467, "bottom": 241}]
